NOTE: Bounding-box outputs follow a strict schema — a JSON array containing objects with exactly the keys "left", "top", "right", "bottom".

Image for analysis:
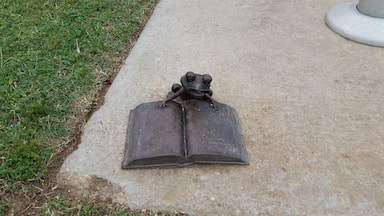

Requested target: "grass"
[
  {"left": 42, "top": 197, "right": 185, "bottom": 216},
  {"left": 40, "top": 199, "right": 142, "bottom": 216},
  {"left": 0, "top": 0, "right": 158, "bottom": 214}
]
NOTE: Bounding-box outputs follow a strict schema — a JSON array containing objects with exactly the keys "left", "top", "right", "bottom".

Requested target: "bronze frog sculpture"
[{"left": 159, "top": 71, "right": 218, "bottom": 111}]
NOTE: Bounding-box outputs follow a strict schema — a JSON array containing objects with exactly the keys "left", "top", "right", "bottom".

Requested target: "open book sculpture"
[{"left": 122, "top": 72, "right": 249, "bottom": 169}]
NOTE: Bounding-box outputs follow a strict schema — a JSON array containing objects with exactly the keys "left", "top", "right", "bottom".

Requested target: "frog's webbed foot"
[
  {"left": 205, "top": 94, "right": 218, "bottom": 111},
  {"left": 210, "top": 101, "right": 219, "bottom": 111},
  {"left": 159, "top": 91, "right": 176, "bottom": 108},
  {"left": 159, "top": 101, "right": 168, "bottom": 108}
]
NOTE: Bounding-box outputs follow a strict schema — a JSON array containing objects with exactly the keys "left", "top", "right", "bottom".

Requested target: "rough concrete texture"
[{"left": 58, "top": 1, "right": 384, "bottom": 215}]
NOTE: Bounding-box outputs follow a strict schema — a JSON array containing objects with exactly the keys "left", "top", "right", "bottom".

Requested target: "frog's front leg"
[
  {"left": 205, "top": 93, "right": 219, "bottom": 111},
  {"left": 159, "top": 85, "right": 184, "bottom": 108}
]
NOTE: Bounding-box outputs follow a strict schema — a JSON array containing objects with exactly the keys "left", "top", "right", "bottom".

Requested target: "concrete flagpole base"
[{"left": 325, "top": 2, "right": 384, "bottom": 47}]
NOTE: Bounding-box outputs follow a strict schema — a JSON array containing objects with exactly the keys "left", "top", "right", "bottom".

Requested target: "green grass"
[
  {"left": 40, "top": 198, "right": 151, "bottom": 216},
  {"left": 0, "top": 0, "right": 156, "bottom": 214},
  {"left": 0, "top": 199, "right": 8, "bottom": 213},
  {"left": 41, "top": 199, "right": 106, "bottom": 215}
]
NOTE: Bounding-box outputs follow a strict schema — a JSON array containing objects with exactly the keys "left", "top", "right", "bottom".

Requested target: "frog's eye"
[
  {"left": 203, "top": 74, "right": 212, "bottom": 85},
  {"left": 186, "top": 71, "right": 196, "bottom": 82}
]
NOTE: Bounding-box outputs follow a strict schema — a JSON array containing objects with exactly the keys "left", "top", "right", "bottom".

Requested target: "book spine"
[{"left": 181, "top": 106, "right": 188, "bottom": 160}]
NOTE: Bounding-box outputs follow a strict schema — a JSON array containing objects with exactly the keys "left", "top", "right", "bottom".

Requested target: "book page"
[
  {"left": 122, "top": 101, "right": 186, "bottom": 168},
  {"left": 184, "top": 100, "right": 249, "bottom": 164}
]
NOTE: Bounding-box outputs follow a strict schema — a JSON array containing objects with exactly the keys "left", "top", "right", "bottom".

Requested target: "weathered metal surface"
[
  {"left": 122, "top": 101, "right": 185, "bottom": 169},
  {"left": 160, "top": 71, "right": 218, "bottom": 111},
  {"left": 122, "top": 100, "right": 248, "bottom": 168},
  {"left": 184, "top": 100, "right": 248, "bottom": 164},
  {"left": 122, "top": 72, "right": 249, "bottom": 169}
]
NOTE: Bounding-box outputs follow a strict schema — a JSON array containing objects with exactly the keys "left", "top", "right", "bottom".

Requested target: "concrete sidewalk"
[{"left": 58, "top": 1, "right": 384, "bottom": 215}]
